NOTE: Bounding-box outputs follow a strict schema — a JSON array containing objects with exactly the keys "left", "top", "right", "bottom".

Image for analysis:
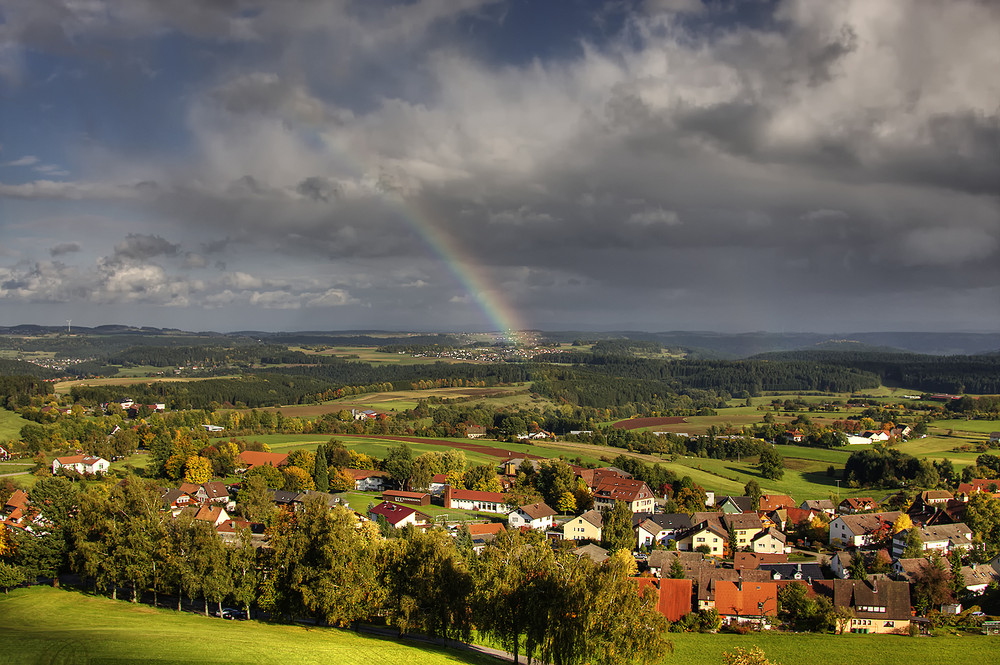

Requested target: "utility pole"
[{"left": 835, "top": 479, "right": 841, "bottom": 501}]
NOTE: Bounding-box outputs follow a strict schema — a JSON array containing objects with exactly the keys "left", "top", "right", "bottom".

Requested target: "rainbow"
[{"left": 383, "top": 193, "right": 526, "bottom": 343}]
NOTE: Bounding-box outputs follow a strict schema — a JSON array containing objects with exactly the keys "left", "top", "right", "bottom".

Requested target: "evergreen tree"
[{"left": 314, "top": 445, "right": 329, "bottom": 492}]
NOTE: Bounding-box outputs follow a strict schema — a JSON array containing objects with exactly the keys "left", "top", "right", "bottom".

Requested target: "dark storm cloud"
[{"left": 49, "top": 242, "right": 81, "bottom": 257}]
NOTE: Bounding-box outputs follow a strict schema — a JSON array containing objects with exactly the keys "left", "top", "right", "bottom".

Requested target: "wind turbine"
[{"left": 66, "top": 319, "right": 72, "bottom": 334}]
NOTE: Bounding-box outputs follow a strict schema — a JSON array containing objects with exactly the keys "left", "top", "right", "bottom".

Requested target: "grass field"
[
  {"left": 53, "top": 375, "right": 238, "bottom": 395},
  {"left": 929, "top": 419, "right": 1000, "bottom": 435},
  {"left": 0, "top": 587, "right": 495, "bottom": 665},
  {"left": 2, "top": 587, "right": 997, "bottom": 665},
  {"left": 213, "top": 434, "right": 605, "bottom": 467},
  {"left": 0, "top": 409, "right": 28, "bottom": 442}
]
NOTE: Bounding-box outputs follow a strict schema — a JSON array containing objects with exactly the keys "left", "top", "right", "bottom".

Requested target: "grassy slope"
[
  {"left": 0, "top": 587, "right": 495, "bottom": 665},
  {"left": 2, "top": 587, "right": 998, "bottom": 665},
  {"left": 0, "top": 409, "right": 28, "bottom": 442}
]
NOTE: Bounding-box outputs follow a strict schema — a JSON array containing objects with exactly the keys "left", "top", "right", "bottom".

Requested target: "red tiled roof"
[
  {"left": 369, "top": 501, "right": 421, "bottom": 526},
  {"left": 632, "top": 578, "right": 693, "bottom": 622},
  {"left": 237, "top": 451, "right": 288, "bottom": 468},
  {"left": 714, "top": 580, "right": 778, "bottom": 618},
  {"left": 594, "top": 478, "right": 653, "bottom": 503},
  {"left": 759, "top": 494, "right": 795, "bottom": 512},
  {"left": 467, "top": 522, "right": 506, "bottom": 537},
  {"left": 447, "top": 487, "right": 505, "bottom": 503}
]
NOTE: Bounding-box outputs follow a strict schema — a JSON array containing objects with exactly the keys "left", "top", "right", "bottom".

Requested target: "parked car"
[{"left": 216, "top": 608, "right": 248, "bottom": 620}]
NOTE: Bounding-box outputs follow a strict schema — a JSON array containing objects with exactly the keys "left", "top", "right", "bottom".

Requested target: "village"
[{"left": 5, "top": 441, "right": 1000, "bottom": 640}]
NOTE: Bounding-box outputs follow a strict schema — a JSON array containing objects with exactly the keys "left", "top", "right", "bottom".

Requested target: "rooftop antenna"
[{"left": 66, "top": 319, "right": 72, "bottom": 334}]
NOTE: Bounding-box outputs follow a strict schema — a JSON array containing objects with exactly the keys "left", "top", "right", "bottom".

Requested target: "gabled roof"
[
  {"left": 781, "top": 507, "right": 816, "bottom": 526},
  {"left": 579, "top": 467, "right": 630, "bottom": 489},
  {"left": 898, "top": 522, "right": 973, "bottom": 545},
  {"left": 827, "top": 578, "right": 911, "bottom": 620},
  {"left": 718, "top": 496, "right": 755, "bottom": 512},
  {"left": 631, "top": 577, "right": 693, "bottom": 621},
  {"left": 54, "top": 455, "right": 106, "bottom": 466},
  {"left": 572, "top": 543, "right": 609, "bottom": 563},
  {"left": 237, "top": 450, "right": 288, "bottom": 468},
  {"left": 835, "top": 511, "right": 902, "bottom": 535},
  {"left": 647, "top": 550, "right": 707, "bottom": 574},
  {"left": 723, "top": 513, "right": 764, "bottom": 531},
  {"left": 194, "top": 504, "right": 227, "bottom": 524},
  {"left": 346, "top": 468, "right": 388, "bottom": 480},
  {"left": 593, "top": 478, "right": 653, "bottom": 504},
  {"left": 202, "top": 481, "right": 229, "bottom": 500},
  {"left": 713, "top": 580, "right": 778, "bottom": 618},
  {"left": 839, "top": 497, "right": 879, "bottom": 511},
  {"left": 467, "top": 522, "right": 506, "bottom": 537},
  {"left": 216, "top": 517, "right": 252, "bottom": 534},
  {"left": 178, "top": 482, "right": 202, "bottom": 495},
  {"left": 517, "top": 502, "right": 556, "bottom": 520},
  {"left": 801, "top": 499, "right": 835, "bottom": 511},
  {"left": 576, "top": 509, "right": 603, "bottom": 529},
  {"left": 758, "top": 494, "right": 795, "bottom": 512},
  {"left": 734, "top": 552, "right": 787, "bottom": 570},
  {"left": 369, "top": 501, "right": 427, "bottom": 527},
  {"left": 160, "top": 488, "right": 188, "bottom": 508},
  {"left": 960, "top": 564, "right": 1000, "bottom": 588},
  {"left": 762, "top": 562, "right": 825, "bottom": 581},
  {"left": 4, "top": 489, "right": 28, "bottom": 512},
  {"left": 751, "top": 527, "right": 786, "bottom": 544},
  {"left": 448, "top": 487, "right": 505, "bottom": 503},
  {"left": 642, "top": 512, "right": 693, "bottom": 531}
]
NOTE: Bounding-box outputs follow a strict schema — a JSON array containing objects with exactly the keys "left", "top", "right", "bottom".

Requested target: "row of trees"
[{"left": 0, "top": 475, "right": 671, "bottom": 665}]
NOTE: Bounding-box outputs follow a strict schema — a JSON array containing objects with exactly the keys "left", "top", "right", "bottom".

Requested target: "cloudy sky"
[{"left": 1, "top": 0, "right": 998, "bottom": 333}]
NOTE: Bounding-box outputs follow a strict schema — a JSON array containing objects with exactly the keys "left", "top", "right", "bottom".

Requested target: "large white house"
[
  {"left": 508, "top": 502, "right": 556, "bottom": 530},
  {"left": 443, "top": 487, "right": 508, "bottom": 514},
  {"left": 829, "top": 512, "right": 902, "bottom": 548},
  {"left": 52, "top": 455, "right": 110, "bottom": 475}
]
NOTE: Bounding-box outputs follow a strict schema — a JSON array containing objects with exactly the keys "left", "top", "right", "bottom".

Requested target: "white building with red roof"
[
  {"left": 592, "top": 478, "right": 655, "bottom": 513},
  {"left": 52, "top": 455, "right": 110, "bottom": 475},
  {"left": 368, "top": 501, "right": 429, "bottom": 529}
]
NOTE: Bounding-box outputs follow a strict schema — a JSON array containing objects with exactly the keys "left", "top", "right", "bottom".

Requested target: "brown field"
[
  {"left": 612, "top": 416, "right": 688, "bottom": 430},
  {"left": 240, "top": 387, "right": 530, "bottom": 417}
]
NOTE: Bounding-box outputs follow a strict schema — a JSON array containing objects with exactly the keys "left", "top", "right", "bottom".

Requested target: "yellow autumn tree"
[
  {"left": 892, "top": 513, "right": 914, "bottom": 533},
  {"left": 183, "top": 455, "right": 213, "bottom": 484},
  {"left": 723, "top": 646, "right": 781, "bottom": 665}
]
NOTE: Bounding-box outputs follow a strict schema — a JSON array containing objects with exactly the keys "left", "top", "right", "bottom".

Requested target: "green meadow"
[
  {"left": 0, "top": 587, "right": 496, "bottom": 665},
  {"left": 929, "top": 419, "right": 1000, "bottom": 435},
  {"left": 1, "top": 587, "right": 996, "bottom": 665},
  {"left": 0, "top": 409, "right": 28, "bottom": 443}
]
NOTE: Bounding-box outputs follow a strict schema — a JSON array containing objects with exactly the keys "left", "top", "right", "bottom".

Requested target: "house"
[
  {"left": 508, "top": 502, "right": 556, "bottom": 530},
  {"left": 647, "top": 550, "right": 709, "bottom": 578},
  {"left": 347, "top": 469, "right": 390, "bottom": 492},
  {"left": 990, "top": 432, "right": 1000, "bottom": 444},
  {"left": 201, "top": 424, "right": 225, "bottom": 432},
  {"left": 202, "top": 481, "right": 231, "bottom": 504},
  {"left": 960, "top": 564, "right": 1000, "bottom": 594},
  {"left": 891, "top": 557, "right": 931, "bottom": 584},
  {"left": 237, "top": 450, "right": 289, "bottom": 470},
  {"left": 636, "top": 513, "right": 692, "bottom": 548},
  {"left": 443, "top": 486, "right": 507, "bottom": 513},
  {"left": 466, "top": 522, "right": 506, "bottom": 552},
  {"left": 591, "top": 478, "right": 655, "bottom": 513},
  {"left": 368, "top": 501, "right": 429, "bottom": 529},
  {"left": 734, "top": 552, "right": 787, "bottom": 571},
  {"left": 382, "top": 490, "right": 431, "bottom": 506},
  {"left": 696, "top": 569, "right": 772, "bottom": 611},
  {"left": 676, "top": 520, "right": 728, "bottom": 557},
  {"left": 353, "top": 409, "right": 380, "bottom": 421},
  {"left": 751, "top": 528, "right": 787, "bottom": 554},
  {"left": 563, "top": 510, "right": 603, "bottom": 542},
  {"left": 0, "top": 444, "right": 10, "bottom": 460},
  {"left": 838, "top": 497, "right": 879, "bottom": 514},
  {"left": 631, "top": 578, "right": 693, "bottom": 621},
  {"left": 578, "top": 467, "right": 630, "bottom": 490},
  {"left": 763, "top": 562, "right": 825, "bottom": 582},
  {"left": 956, "top": 479, "right": 1000, "bottom": 501},
  {"left": 823, "top": 578, "right": 911, "bottom": 634},
  {"left": 758, "top": 494, "right": 795, "bottom": 512},
  {"left": 722, "top": 513, "right": 765, "bottom": 550},
  {"left": 800, "top": 499, "right": 836, "bottom": 515},
  {"left": 271, "top": 490, "right": 302, "bottom": 509},
  {"left": 51, "top": 455, "right": 110, "bottom": 476},
  {"left": 918, "top": 490, "right": 954, "bottom": 505},
  {"left": 160, "top": 488, "right": 192, "bottom": 514},
  {"left": 428, "top": 473, "right": 449, "bottom": 495},
  {"left": 713, "top": 580, "right": 779, "bottom": 628},
  {"left": 785, "top": 429, "right": 805, "bottom": 443},
  {"left": 890, "top": 523, "right": 973, "bottom": 558},
  {"left": 466, "top": 425, "right": 487, "bottom": 439},
  {"left": 829, "top": 512, "right": 902, "bottom": 548},
  {"left": 716, "top": 496, "right": 755, "bottom": 514},
  {"left": 573, "top": 543, "right": 610, "bottom": 564},
  {"left": 830, "top": 551, "right": 853, "bottom": 579},
  {"left": 779, "top": 507, "right": 817, "bottom": 530},
  {"left": 194, "top": 504, "right": 230, "bottom": 527}
]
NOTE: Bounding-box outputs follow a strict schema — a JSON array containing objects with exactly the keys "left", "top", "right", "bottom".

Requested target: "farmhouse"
[
  {"left": 824, "top": 578, "right": 911, "bottom": 634},
  {"left": 838, "top": 497, "right": 879, "bottom": 514},
  {"left": 829, "top": 512, "right": 902, "bottom": 548},
  {"left": 592, "top": 478, "right": 655, "bottom": 513},
  {"left": 443, "top": 486, "right": 507, "bottom": 513},
  {"left": 368, "top": 501, "right": 429, "bottom": 529},
  {"left": 52, "top": 455, "right": 110, "bottom": 476},
  {"left": 347, "top": 469, "right": 390, "bottom": 492},
  {"left": 508, "top": 502, "right": 556, "bottom": 530}
]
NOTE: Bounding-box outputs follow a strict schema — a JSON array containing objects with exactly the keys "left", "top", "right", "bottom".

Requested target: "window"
[{"left": 696, "top": 537, "right": 705, "bottom": 543}]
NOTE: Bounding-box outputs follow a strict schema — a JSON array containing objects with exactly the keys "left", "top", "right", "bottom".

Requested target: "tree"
[
  {"left": 901, "top": 527, "right": 924, "bottom": 559},
  {"left": 245, "top": 463, "right": 283, "bottom": 489},
  {"left": 0, "top": 562, "right": 25, "bottom": 594},
  {"left": 723, "top": 646, "right": 781, "bottom": 665},
  {"left": 281, "top": 465, "right": 315, "bottom": 492},
  {"left": 965, "top": 492, "right": 1000, "bottom": 556},
  {"left": 892, "top": 514, "right": 913, "bottom": 534},
  {"left": 601, "top": 501, "right": 634, "bottom": 554},
  {"left": 535, "top": 459, "right": 576, "bottom": 508},
  {"left": 744, "top": 480, "right": 762, "bottom": 511},
  {"left": 236, "top": 472, "right": 275, "bottom": 525},
  {"left": 384, "top": 443, "right": 414, "bottom": 490},
  {"left": 184, "top": 455, "right": 213, "bottom": 484},
  {"left": 758, "top": 446, "right": 784, "bottom": 480},
  {"left": 557, "top": 491, "right": 577, "bottom": 514},
  {"left": 912, "top": 554, "right": 953, "bottom": 614},
  {"left": 329, "top": 467, "right": 356, "bottom": 493},
  {"left": 314, "top": 446, "right": 329, "bottom": 492},
  {"left": 668, "top": 558, "right": 685, "bottom": 579},
  {"left": 464, "top": 464, "right": 498, "bottom": 492}
]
